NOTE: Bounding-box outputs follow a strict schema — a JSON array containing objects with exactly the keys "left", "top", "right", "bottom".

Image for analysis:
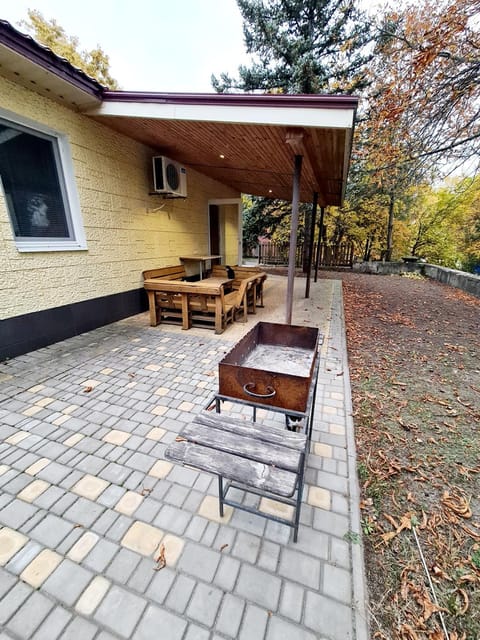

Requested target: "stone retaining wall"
[{"left": 353, "top": 261, "right": 480, "bottom": 298}]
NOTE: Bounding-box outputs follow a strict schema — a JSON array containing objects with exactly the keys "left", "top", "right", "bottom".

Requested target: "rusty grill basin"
[{"left": 218, "top": 322, "right": 320, "bottom": 413}]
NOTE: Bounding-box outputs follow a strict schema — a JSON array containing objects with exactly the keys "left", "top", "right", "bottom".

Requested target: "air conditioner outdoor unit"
[{"left": 152, "top": 156, "right": 187, "bottom": 198}]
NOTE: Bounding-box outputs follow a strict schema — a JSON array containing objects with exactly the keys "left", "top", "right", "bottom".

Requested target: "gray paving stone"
[
  {"left": 154, "top": 504, "right": 191, "bottom": 535},
  {"left": 134, "top": 604, "right": 187, "bottom": 640},
  {"left": 127, "top": 557, "right": 155, "bottom": 594},
  {"left": 184, "top": 624, "right": 210, "bottom": 640},
  {"left": 146, "top": 567, "right": 176, "bottom": 605},
  {"left": 330, "top": 536, "right": 351, "bottom": 569},
  {"left": 216, "top": 593, "right": 245, "bottom": 638},
  {"left": 105, "top": 548, "right": 141, "bottom": 583},
  {"left": 29, "top": 514, "right": 74, "bottom": 547},
  {"left": 165, "top": 573, "right": 195, "bottom": 614},
  {"left": 91, "top": 509, "right": 120, "bottom": 536},
  {"left": 235, "top": 564, "right": 281, "bottom": 611},
  {"left": 94, "top": 585, "right": 147, "bottom": 638},
  {"left": 83, "top": 537, "right": 118, "bottom": 572},
  {"left": 163, "top": 483, "right": 190, "bottom": 507},
  {"left": 323, "top": 563, "right": 352, "bottom": 604},
  {"left": 238, "top": 604, "right": 269, "bottom": 640},
  {"left": 66, "top": 495, "right": 106, "bottom": 525},
  {"left": 213, "top": 554, "right": 241, "bottom": 592},
  {"left": 99, "top": 462, "right": 132, "bottom": 485},
  {"left": 47, "top": 492, "right": 78, "bottom": 517},
  {"left": 123, "top": 470, "right": 146, "bottom": 491},
  {"left": 0, "top": 581, "right": 32, "bottom": 625},
  {"left": 105, "top": 513, "right": 133, "bottom": 542},
  {"left": 232, "top": 531, "right": 261, "bottom": 564},
  {"left": 0, "top": 499, "right": 38, "bottom": 529},
  {"left": 0, "top": 570, "right": 17, "bottom": 600},
  {"left": 33, "top": 486, "right": 65, "bottom": 510},
  {"left": 36, "top": 462, "right": 71, "bottom": 484},
  {"left": 313, "top": 509, "right": 349, "bottom": 538},
  {"left": 74, "top": 455, "right": 107, "bottom": 476},
  {"left": 278, "top": 548, "right": 321, "bottom": 589},
  {"left": 279, "top": 581, "right": 304, "bottom": 623},
  {"left": 266, "top": 615, "right": 317, "bottom": 640},
  {"left": 31, "top": 606, "right": 72, "bottom": 640},
  {"left": 304, "top": 591, "right": 353, "bottom": 639},
  {"left": 201, "top": 521, "right": 219, "bottom": 546},
  {"left": 43, "top": 559, "right": 93, "bottom": 606},
  {"left": 6, "top": 590, "right": 53, "bottom": 639},
  {"left": 186, "top": 582, "right": 223, "bottom": 627},
  {"left": 58, "top": 616, "right": 98, "bottom": 640},
  {"left": 177, "top": 542, "right": 221, "bottom": 582}
]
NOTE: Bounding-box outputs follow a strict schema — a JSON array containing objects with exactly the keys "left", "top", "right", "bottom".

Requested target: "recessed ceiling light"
[
  {"left": 268, "top": 189, "right": 273, "bottom": 193},
  {"left": 219, "top": 154, "right": 225, "bottom": 159}
]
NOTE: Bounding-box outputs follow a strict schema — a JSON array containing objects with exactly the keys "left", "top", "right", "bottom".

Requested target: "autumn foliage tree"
[{"left": 20, "top": 9, "right": 119, "bottom": 88}]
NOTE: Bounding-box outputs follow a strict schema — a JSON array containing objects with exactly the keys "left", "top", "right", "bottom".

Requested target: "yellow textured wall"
[
  {"left": 223, "top": 204, "right": 240, "bottom": 265},
  {"left": 0, "top": 75, "right": 239, "bottom": 320}
]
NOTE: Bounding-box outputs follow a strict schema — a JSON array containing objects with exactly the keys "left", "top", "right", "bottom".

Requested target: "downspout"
[{"left": 305, "top": 192, "right": 318, "bottom": 299}]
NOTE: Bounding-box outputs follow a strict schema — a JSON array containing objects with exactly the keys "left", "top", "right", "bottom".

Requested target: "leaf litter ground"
[{"left": 321, "top": 271, "right": 480, "bottom": 640}]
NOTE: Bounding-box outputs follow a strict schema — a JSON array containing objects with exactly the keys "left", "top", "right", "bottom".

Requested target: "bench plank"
[
  {"left": 195, "top": 413, "right": 306, "bottom": 451},
  {"left": 180, "top": 422, "right": 302, "bottom": 472},
  {"left": 165, "top": 440, "right": 298, "bottom": 497}
]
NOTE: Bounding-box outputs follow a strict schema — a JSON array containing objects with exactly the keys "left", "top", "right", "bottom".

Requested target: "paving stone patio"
[{"left": 0, "top": 275, "right": 368, "bottom": 640}]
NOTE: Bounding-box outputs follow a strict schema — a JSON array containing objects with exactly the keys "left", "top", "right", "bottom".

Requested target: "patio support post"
[
  {"left": 286, "top": 154, "right": 303, "bottom": 324},
  {"left": 305, "top": 191, "right": 318, "bottom": 299},
  {"left": 314, "top": 206, "right": 325, "bottom": 283}
]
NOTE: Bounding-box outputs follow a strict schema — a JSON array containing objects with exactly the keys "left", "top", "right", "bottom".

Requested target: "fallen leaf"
[
  {"left": 153, "top": 543, "right": 166, "bottom": 571},
  {"left": 83, "top": 386, "right": 93, "bottom": 393}
]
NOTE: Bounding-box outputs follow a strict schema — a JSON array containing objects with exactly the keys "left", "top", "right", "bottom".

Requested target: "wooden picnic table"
[{"left": 143, "top": 276, "right": 233, "bottom": 333}]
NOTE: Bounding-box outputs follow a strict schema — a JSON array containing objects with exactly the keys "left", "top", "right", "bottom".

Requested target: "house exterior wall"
[
  {"left": 0, "top": 74, "right": 239, "bottom": 321},
  {"left": 224, "top": 203, "right": 240, "bottom": 265}
]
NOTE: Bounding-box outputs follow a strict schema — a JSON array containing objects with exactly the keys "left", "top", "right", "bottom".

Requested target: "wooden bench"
[
  {"left": 165, "top": 412, "right": 307, "bottom": 542},
  {"left": 142, "top": 265, "right": 188, "bottom": 328},
  {"left": 211, "top": 265, "right": 267, "bottom": 311}
]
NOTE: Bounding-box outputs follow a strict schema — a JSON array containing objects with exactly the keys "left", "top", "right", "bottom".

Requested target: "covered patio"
[{"left": 0, "top": 273, "right": 368, "bottom": 640}]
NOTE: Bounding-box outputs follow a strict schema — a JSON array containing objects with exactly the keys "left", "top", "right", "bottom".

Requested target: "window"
[{"left": 0, "top": 112, "right": 86, "bottom": 251}]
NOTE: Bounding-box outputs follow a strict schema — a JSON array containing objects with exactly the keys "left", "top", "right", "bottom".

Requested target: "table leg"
[
  {"left": 181, "top": 293, "right": 191, "bottom": 330},
  {"left": 214, "top": 296, "right": 223, "bottom": 334},
  {"left": 147, "top": 291, "right": 158, "bottom": 326}
]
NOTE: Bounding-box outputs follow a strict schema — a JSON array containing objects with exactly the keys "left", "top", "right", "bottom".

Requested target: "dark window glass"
[{"left": 0, "top": 120, "right": 71, "bottom": 239}]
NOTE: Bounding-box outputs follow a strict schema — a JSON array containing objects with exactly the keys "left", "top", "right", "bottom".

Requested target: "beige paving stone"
[
  {"left": 145, "top": 364, "right": 161, "bottom": 371},
  {"left": 157, "top": 534, "right": 184, "bottom": 567},
  {"left": 100, "top": 368, "right": 114, "bottom": 375},
  {"left": 121, "top": 521, "right": 164, "bottom": 556},
  {"left": 196, "top": 381, "right": 208, "bottom": 389},
  {"left": 137, "top": 346, "right": 148, "bottom": 351},
  {"left": 35, "top": 397, "right": 55, "bottom": 408},
  {"left": 75, "top": 576, "right": 111, "bottom": 616},
  {"left": 81, "top": 379, "right": 101, "bottom": 388},
  {"left": 154, "top": 387, "right": 169, "bottom": 396},
  {"left": 145, "top": 427, "right": 166, "bottom": 441},
  {"left": 25, "top": 458, "right": 50, "bottom": 476},
  {"left": 198, "top": 495, "right": 233, "bottom": 524},
  {"left": 126, "top": 381, "right": 137, "bottom": 388},
  {"left": 27, "top": 384, "right": 45, "bottom": 393},
  {"left": 330, "top": 424, "right": 346, "bottom": 436},
  {"left": 259, "top": 498, "right": 294, "bottom": 521},
  {"left": 0, "top": 374, "right": 13, "bottom": 382},
  {"left": 313, "top": 442, "right": 333, "bottom": 458},
  {"left": 163, "top": 362, "right": 175, "bottom": 368},
  {"left": 200, "top": 358, "right": 212, "bottom": 364},
  {"left": 148, "top": 460, "right": 173, "bottom": 479},
  {"left": 5, "top": 430, "right": 30, "bottom": 444},
  {"left": 72, "top": 474, "right": 109, "bottom": 500},
  {"left": 102, "top": 430, "right": 130, "bottom": 446},
  {"left": 17, "top": 479, "right": 50, "bottom": 503},
  {"left": 64, "top": 433, "right": 84, "bottom": 447},
  {"left": 67, "top": 531, "right": 99, "bottom": 562},
  {"left": 63, "top": 404, "right": 79, "bottom": 415},
  {"left": 323, "top": 405, "right": 338, "bottom": 415},
  {"left": 114, "top": 491, "right": 144, "bottom": 516},
  {"left": 151, "top": 405, "right": 168, "bottom": 416},
  {"left": 331, "top": 391, "right": 344, "bottom": 401},
  {"left": 0, "top": 527, "right": 28, "bottom": 566},
  {"left": 307, "top": 486, "right": 332, "bottom": 510},
  {"left": 0, "top": 465, "right": 9, "bottom": 476},
  {"left": 75, "top": 576, "right": 110, "bottom": 616},
  {"left": 178, "top": 401, "right": 194, "bottom": 412},
  {"left": 22, "top": 406, "right": 43, "bottom": 417},
  {"left": 259, "top": 498, "right": 294, "bottom": 520},
  {"left": 21, "top": 549, "right": 62, "bottom": 588},
  {"left": 52, "top": 414, "right": 70, "bottom": 426}
]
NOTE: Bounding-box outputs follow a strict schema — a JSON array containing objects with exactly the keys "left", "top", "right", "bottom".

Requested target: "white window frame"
[{"left": 0, "top": 107, "right": 87, "bottom": 252}]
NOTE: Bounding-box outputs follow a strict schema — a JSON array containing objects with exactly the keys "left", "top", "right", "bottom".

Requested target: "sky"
[{"left": 0, "top": 0, "right": 250, "bottom": 92}]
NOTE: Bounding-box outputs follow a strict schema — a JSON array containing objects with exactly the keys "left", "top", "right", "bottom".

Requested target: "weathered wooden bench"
[
  {"left": 211, "top": 265, "right": 267, "bottom": 311},
  {"left": 165, "top": 412, "right": 307, "bottom": 541},
  {"left": 142, "top": 265, "right": 188, "bottom": 328}
]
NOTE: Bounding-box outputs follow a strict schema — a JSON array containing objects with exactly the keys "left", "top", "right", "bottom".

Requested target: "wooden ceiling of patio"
[{"left": 92, "top": 115, "right": 347, "bottom": 205}]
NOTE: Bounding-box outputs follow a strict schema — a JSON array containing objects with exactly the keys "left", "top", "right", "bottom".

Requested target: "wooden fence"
[{"left": 258, "top": 241, "right": 354, "bottom": 268}]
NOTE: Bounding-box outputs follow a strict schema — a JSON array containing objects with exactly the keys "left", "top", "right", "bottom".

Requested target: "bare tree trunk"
[{"left": 385, "top": 191, "right": 395, "bottom": 262}]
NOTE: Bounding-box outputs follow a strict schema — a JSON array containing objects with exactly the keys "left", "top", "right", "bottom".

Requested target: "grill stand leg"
[
  {"left": 293, "top": 451, "right": 306, "bottom": 542},
  {"left": 218, "top": 475, "right": 224, "bottom": 517}
]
